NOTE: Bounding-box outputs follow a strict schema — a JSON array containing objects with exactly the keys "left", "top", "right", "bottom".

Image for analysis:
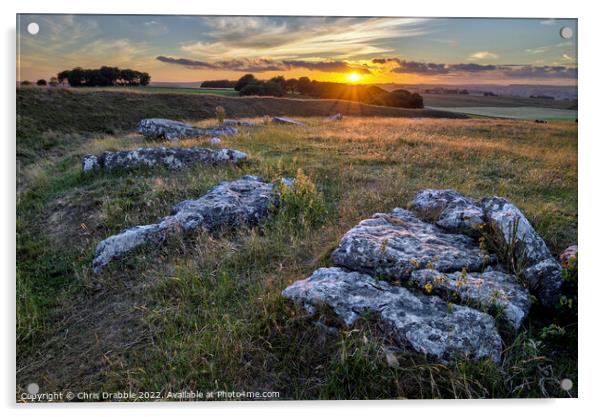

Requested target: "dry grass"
[{"left": 16, "top": 115, "right": 577, "bottom": 400}]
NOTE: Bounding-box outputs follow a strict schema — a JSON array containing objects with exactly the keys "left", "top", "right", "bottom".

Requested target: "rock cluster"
[
  {"left": 283, "top": 189, "right": 563, "bottom": 362},
  {"left": 92, "top": 176, "right": 290, "bottom": 273},
  {"left": 137, "top": 118, "right": 238, "bottom": 141},
  {"left": 82, "top": 147, "right": 246, "bottom": 173}
]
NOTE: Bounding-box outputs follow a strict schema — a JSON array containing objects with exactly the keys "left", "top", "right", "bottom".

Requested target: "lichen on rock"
[
  {"left": 81, "top": 147, "right": 246, "bottom": 173},
  {"left": 92, "top": 176, "right": 288, "bottom": 273},
  {"left": 137, "top": 118, "right": 237, "bottom": 141},
  {"left": 282, "top": 267, "right": 502, "bottom": 363}
]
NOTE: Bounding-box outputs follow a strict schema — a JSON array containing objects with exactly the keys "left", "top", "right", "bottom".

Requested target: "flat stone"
[
  {"left": 272, "top": 116, "right": 306, "bottom": 126},
  {"left": 92, "top": 176, "right": 285, "bottom": 273},
  {"left": 222, "top": 119, "right": 258, "bottom": 127},
  {"left": 82, "top": 147, "right": 246, "bottom": 173},
  {"left": 332, "top": 208, "right": 491, "bottom": 279},
  {"left": 410, "top": 269, "right": 530, "bottom": 330},
  {"left": 326, "top": 113, "right": 343, "bottom": 121},
  {"left": 282, "top": 267, "right": 502, "bottom": 363},
  {"left": 481, "top": 197, "right": 563, "bottom": 307},
  {"left": 411, "top": 189, "right": 485, "bottom": 236},
  {"left": 137, "top": 118, "right": 237, "bottom": 141}
]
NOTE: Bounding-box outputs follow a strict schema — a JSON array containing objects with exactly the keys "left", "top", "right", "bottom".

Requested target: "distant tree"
[
  {"left": 139, "top": 72, "right": 151, "bottom": 86},
  {"left": 57, "top": 67, "right": 151, "bottom": 87},
  {"left": 239, "top": 82, "right": 263, "bottom": 96},
  {"left": 36, "top": 79, "right": 47, "bottom": 86},
  {"left": 284, "top": 78, "right": 299, "bottom": 93},
  {"left": 297, "top": 77, "right": 312, "bottom": 95},
  {"left": 235, "top": 74, "right": 258, "bottom": 91},
  {"left": 57, "top": 70, "right": 70, "bottom": 85},
  {"left": 48, "top": 77, "right": 59, "bottom": 87},
  {"left": 269, "top": 76, "right": 286, "bottom": 90},
  {"left": 262, "top": 80, "right": 285, "bottom": 97},
  {"left": 20, "top": 80, "right": 32, "bottom": 86}
]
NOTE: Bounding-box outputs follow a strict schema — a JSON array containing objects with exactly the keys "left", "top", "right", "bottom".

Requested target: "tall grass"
[{"left": 16, "top": 116, "right": 577, "bottom": 399}]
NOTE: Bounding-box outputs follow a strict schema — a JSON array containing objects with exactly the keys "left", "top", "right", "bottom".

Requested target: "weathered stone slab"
[
  {"left": 137, "top": 118, "right": 237, "bottom": 141},
  {"left": 222, "top": 119, "right": 258, "bottom": 127},
  {"left": 282, "top": 267, "right": 502, "bottom": 363},
  {"left": 326, "top": 113, "right": 343, "bottom": 121},
  {"left": 272, "top": 116, "right": 306, "bottom": 126},
  {"left": 481, "top": 197, "right": 563, "bottom": 307},
  {"left": 410, "top": 269, "right": 530, "bottom": 330},
  {"left": 411, "top": 189, "right": 485, "bottom": 236},
  {"left": 92, "top": 176, "right": 285, "bottom": 273},
  {"left": 82, "top": 147, "right": 246, "bottom": 173},
  {"left": 332, "top": 208, "right": 491, "bottom": 279}
]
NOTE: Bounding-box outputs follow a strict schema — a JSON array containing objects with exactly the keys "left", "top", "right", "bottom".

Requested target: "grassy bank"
[
  {"left": 16, "top": 106, "right": 577, "bottom": 399},
  {"left": 16, "top": 87, "right": 464, "bottom": 136}
]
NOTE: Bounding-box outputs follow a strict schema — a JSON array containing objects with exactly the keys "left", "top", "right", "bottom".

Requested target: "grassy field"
[
  {"left": 427, "top": 106, "right": 578, "bottom": 121},
  {"left": 16, "top": 94, "right": 577, "bottom": 400},
  {"left": 422, "top": 93, "right": 577, "bottom": 109}
]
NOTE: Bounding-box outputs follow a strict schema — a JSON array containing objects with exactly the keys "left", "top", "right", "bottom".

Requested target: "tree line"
[
  {"left": 56, "top": 66, "right": 151, "bottom": 87},
  {"left": 202, "top": 74, "right": 423, "bottom": 109}
]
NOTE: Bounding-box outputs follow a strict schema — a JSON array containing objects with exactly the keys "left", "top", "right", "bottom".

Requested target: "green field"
[
  {"left": 16, "top": 89, "right": 577, "bottom": 400},
  {"left": 422, "top": 93, "right": 577, "bottom": 109},
  {"left": 427, "top": 106, "right": 578, "bottom": 121}
]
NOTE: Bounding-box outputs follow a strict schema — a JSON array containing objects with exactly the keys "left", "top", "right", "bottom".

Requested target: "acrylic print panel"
[{"left": 16, "top": 14, "right": 577, "bottom": 401}]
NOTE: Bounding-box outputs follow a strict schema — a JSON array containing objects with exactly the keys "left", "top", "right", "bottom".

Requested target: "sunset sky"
[{"left": 17, "top": 15, "right": 577, "bottom": 85}]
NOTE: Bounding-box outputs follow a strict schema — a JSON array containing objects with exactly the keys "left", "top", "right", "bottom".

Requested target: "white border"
[{"left": 2, "top": 1, "right": 599, "bottom": 416}]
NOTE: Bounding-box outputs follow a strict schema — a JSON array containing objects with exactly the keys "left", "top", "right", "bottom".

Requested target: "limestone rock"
[
  {"left": 282, "top": 267, "right": 502, "bottom": 363},
  {"left": 522, "top": 259, "right": 563, "bottom": 308},
  {"left": 411, "top": 189, "right": 485, "bottom": 236},
  {"left": 137, "top": 118, "right": 237, "bottom": 141},
  {"left": 410, "top": 269, "right": 530, "bottom": 330},
  {"left": 222, "top": 119, "right": 257, "bottom": 127},
  {"left": 481, "top": 197, "right": 563, "bottom": 307},
  {"left": 92, "top": 176, "right": 283, "bottom": 273},
  {"left": 332, "top": 208, "right": 491, "bottom": 279},
  {"left": 272, "top": 116, "right": 306, "bottom": 126},
  {"left": 81, "top": 147, "right": 246, "bottom": 173},
  {"left": 209, "top": 137, "right": 221, "bottom": 145},
  {"left": 326, "top": 113, "right": 343, "bottom": 121}
]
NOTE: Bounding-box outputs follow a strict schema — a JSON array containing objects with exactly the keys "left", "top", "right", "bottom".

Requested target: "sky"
[{"left": 16, "top": 14, "right": 578, "bottom": 85}]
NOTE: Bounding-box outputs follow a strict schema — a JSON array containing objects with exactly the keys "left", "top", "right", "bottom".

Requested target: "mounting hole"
[
  {"left": 560, "top": 26, "right": 573, "bottom": 40},
  {"left": 27, "top": 22, "right": 39, "bottom": 35}
]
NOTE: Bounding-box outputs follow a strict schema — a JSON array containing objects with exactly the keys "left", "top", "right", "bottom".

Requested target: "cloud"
[
  {"left": 371, "top": 57, "right": 401, "bottom": 65},
  {"left": 181, "top": 17, "right": 430, "bottom": 60},
  {"left": 156, "top": 56, "right": 217, "bottom": 69},
  {"left": 383, "top": 57, "right": 576, "bottom": 80},
  {"left": 563, "top": 54, "right": 575, "bottom": 62},
  {"left": 501, "top": 65, "right": 577, "bottom": 79},
  {"left": 390, "top": 60, "right": 449, "bottom": 75},
  {"left": 540, "top": 19, "right": 557, "bottom": 25},
  {"left": 156, "top": 56, "right": 368, "bottom": 73},
  {"left": 468, "top": 51, "right": 499, "bottom": 60},
  {"left": 282, "top": 60, "right": 371, "bottom": 74}
]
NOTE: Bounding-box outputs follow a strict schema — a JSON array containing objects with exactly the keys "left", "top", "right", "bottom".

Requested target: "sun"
[{"left": 346, "top": 72, "right": 361, "bottom": 83}]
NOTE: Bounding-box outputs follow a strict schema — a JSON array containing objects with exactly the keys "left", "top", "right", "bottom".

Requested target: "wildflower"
[{"left": 423, "top": 282, "right": 434, "bottom": 294}]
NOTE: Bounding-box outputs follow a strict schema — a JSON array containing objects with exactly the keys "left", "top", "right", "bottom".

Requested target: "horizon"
[{"left": 17, "top": 15, "right": 577, "bottom": 86}]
